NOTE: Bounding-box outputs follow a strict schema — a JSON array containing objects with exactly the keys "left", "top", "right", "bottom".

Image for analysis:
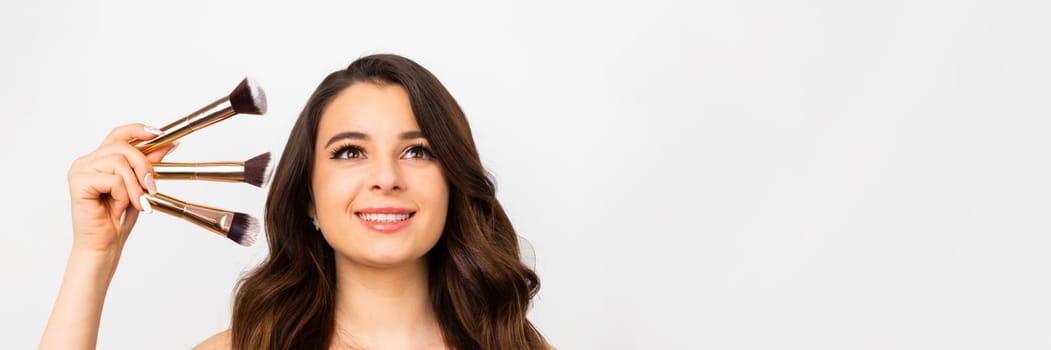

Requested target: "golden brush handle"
[
  {"left": 134, "top": 97, "right": 236, "bottom": 154},
  {"left": 153, "top": 162, "right": 246, "bottom": 183},
  {"left": 144, "top": 193, "right": 235, "bottom": 237}
]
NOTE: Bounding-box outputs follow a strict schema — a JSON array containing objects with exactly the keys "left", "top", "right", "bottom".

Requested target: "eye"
[
  {"left": 402, "top": 144, "right": 436, "bottom": 160},
  {"left": 329, "top": 144, "right": 366, "bottom": 159}
]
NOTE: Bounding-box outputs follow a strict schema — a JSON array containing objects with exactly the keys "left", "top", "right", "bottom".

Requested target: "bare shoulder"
[{"left": 193, "top": 329, "right": 232, "bottom": 350}]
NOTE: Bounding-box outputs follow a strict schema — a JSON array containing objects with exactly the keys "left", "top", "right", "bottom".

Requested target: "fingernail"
[
  {"left": 144, "top": 125, "right": 163, "bottom": 135},
  {"left": 144, "top": 173, "right": 157, "bottom": 194},
  {"left": 139, "top": 194, "right": 154, "bottom": 214},
  {"left": 166, "top": 141, "right": 180, "bottom": 156}
]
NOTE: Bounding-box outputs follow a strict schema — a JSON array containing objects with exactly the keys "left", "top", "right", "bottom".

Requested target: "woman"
[{"left": 42, "top": 54, "right": 550, "bottom": 349}]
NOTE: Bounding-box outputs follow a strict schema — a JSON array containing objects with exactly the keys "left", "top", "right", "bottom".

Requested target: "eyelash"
[
  {"left": 328, "top": 143, "right": 436, "bottom": 160},
  {"left": 329, "top": 144, "right": 365, "bottom": 159},
  {"left": 403, "top": 144, "right": 436, "bottom": 160}
]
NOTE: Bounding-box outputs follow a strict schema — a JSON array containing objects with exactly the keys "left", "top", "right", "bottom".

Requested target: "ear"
[{"left": 307, "top": 201, "right": 320, "bottom": 231}]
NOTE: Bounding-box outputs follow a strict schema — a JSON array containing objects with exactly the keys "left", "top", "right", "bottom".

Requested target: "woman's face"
[{"left": 312, "top": 82, "right": 449, "bottom": 268}]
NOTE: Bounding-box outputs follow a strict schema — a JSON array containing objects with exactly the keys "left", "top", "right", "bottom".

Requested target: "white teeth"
[{"left": 358, "top": 213, "right": 411, "bottom": 223}]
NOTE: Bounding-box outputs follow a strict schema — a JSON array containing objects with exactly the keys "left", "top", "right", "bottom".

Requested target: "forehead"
[{"left": 318, "top": 82, "right": 418, "bottom": 136}]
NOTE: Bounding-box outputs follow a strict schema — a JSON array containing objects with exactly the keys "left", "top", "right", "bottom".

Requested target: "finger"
[
  {"left": 91, "top": 154, "right": 146, "bottom": 212},
  {"left": 103, "top": 175, "right": 133, "bottom": 222},
  {"left": 144, "top": 141, "right": 179, "bottom": 163},
  {"left": 94, "top": 142, "right": 159, "bottom": 195},
  {"left": 70, "top": 172, "right": 127, "bottom": 203},
  {"left": 68, "top": 153, "right": 93, "bottom": 179},
  {"left": 100, "top": 123, "right": 164, "bottom": 146},
  {"left": 70, "top": 172, "right": 133, "bottom": 219}
]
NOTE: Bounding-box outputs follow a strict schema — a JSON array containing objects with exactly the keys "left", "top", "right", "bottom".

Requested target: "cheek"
[
  {"left": 313, "top": 167, "right": 368, "bottom": 212},
  {"left": 412, "top": 168, "right": 449, "bottom": 216}
]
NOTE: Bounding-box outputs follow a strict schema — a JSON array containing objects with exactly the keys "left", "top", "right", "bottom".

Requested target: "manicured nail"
[
  {"left": 144, "top": 173, "right": 157, "bottom": 194},
  {"left": 166, "top": 141, "right": 180, "bottom": 156},
  {"left": 144, "top": 125, "right": 163, "bottom": 135},
  {"left": 139, "top": 194, "right": 154, "bottom": 214}
]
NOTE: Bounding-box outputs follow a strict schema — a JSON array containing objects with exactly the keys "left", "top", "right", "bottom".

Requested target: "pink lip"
[
  {"left": 356, "top": 207, "right": 414, "bottom": 214},
  {"left": 355, "top": 207, "right": 415, "bottom": 233}
]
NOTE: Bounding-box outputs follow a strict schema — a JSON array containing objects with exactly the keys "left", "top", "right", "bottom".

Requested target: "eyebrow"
[{"left": 324, "top": 130, "right": 425, "bottom": 148}]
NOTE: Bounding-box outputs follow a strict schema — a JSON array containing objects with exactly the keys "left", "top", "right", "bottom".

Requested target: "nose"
[{"left": 370, "top": 157, "right": 403, "bottom": 192}]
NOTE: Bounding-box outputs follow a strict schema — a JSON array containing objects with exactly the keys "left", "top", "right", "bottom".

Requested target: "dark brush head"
[
  {"left": 227, "top": 212, "right": 260, "bottom": 247},
  {"left": 228, "top": 77, "right": 267, "bottom": 115},
  {"left": 243, "top": 152, "right": 273, "bottom": 188}
]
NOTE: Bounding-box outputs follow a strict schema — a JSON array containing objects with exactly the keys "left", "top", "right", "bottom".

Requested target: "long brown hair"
[{"left": 231, "top": 54, "right": 548, "bottom": 349}]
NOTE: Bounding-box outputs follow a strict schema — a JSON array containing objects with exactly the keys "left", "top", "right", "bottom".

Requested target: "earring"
[{"left": 311, "top": 216, "right": 320, "bottom": 231}]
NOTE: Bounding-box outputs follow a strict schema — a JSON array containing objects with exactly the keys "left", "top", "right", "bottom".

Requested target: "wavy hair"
[{"left": 230, "top": 54, "right": 548, "bottom": 349}]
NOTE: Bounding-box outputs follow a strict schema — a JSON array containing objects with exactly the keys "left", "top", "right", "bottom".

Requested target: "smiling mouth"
[{"left": 355, "top": 212, "right": 415, "bottom": 223}]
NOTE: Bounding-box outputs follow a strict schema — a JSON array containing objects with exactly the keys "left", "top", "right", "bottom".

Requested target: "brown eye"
[
  {"left": 330, "top": 145, "right": 366, "bottom": 159},
  {"left": 402, "top": 145, "right": 435, "bottom": 160}
]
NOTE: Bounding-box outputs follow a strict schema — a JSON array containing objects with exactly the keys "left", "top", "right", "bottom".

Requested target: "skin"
[
  {"left": 43, "top": 83, "right": 546, "bottom": 350},
  {"left": 40, "top": 124, "right": 176, "bottom": 350},
  {"left": 315, "top": 82, "right": 449, "bottom": 349},
  {"left": 196, "top": 83, "right": 450, "bottom": 349},
  {"left": 313, "top": 82, "right": 449, "bottom": 270}
]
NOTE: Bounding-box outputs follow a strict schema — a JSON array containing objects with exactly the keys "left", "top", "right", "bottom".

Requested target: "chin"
[
  {"left": 326, "top": 227, "right": 440, "bottom": 269},
  {"left": 359, "top": 254, "right": 417, "bottom": 268},
  {"left": 347, "top": 245, "right": 429, "bottom": 269}
]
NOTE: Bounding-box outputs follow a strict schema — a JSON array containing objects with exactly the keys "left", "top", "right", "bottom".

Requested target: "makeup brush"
[
  {"left": 143, "top": 193, "right": 260, "bottom": 246},
  {"left": 152, "top": 152, "right": 272, "bottom": 187},
  {"left": 135, "top": 77, "right": 267, "bottom": 154}
]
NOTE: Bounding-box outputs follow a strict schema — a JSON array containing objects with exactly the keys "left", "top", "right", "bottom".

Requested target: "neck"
[{"left": 332, "top": 255, "right": 443, "bottom": 349}]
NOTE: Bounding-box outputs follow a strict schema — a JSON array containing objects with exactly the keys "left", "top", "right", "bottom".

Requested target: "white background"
[{"left": 2, "top": 0, "right": 1050, "bottom": 349}]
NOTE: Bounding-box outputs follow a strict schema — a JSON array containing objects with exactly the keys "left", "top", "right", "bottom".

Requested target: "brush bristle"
[
  {"left": 227, "top": 213, "right": 260, "bottom": 247},
  {"left": 228, "top": 77, "right": 267, "bottom": 115},
  {"left": 243, "top": 152, "right": 273, "bottom": 187}
]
